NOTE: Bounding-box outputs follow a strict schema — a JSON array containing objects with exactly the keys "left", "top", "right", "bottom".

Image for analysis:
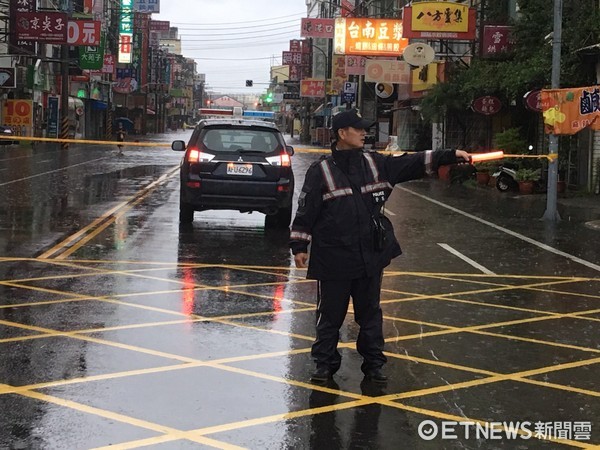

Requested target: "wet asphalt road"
[{"left": 0, "top": 131, "right": 599, "bottom": 449}]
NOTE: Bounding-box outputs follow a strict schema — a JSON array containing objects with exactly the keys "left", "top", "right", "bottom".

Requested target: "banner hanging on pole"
[{"left": 542, "top": 86, "right": 600, "bottom": 135}]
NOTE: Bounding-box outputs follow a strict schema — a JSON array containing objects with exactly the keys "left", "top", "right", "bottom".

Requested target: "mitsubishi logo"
[{"left": 237, "top": 156, "right": 244, "bottom": 162}]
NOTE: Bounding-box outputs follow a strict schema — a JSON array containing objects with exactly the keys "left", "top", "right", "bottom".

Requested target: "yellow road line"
[
  {"left": 2, "top": 323, "right": 598, "bottom": 449},
  {"left": 4, "top": 266, "right": 600, "bottom": 358},
  {"left": 20, "top": 388, "right": 178, "bottom": 434},
  {"left": 38, "top": 165, "right": 179, "bottom": 259},
  {"left": 3, "top": 274, "right": 600, "bottom": 360},
  {"left": 16, "top": 388, "right": 245, "bottom": 450},
  {"left": 94, "top": 435, "right": 248, "bottom": 450}
]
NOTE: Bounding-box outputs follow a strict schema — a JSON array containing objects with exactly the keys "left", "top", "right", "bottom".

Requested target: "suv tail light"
[
  {"left": 188, "top": 148, "right": 215, "bottom": 163},
  {"left": 266, "top": 152, "right": 291, "bottom": 167}
]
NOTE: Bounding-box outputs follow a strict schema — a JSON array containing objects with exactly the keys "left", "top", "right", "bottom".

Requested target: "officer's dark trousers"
[{"left": 312, "top": 272, "right": 387, "bottom": 374}]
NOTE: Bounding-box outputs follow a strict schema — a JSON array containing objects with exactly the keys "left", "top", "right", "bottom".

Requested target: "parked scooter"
[{"left": 493, "top": 164, "right": 519, "bottom": 192}]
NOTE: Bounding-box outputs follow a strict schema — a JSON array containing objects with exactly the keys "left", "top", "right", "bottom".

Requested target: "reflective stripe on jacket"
[{"left": 290, "top": 148, "right": 455, "bottom": 280}]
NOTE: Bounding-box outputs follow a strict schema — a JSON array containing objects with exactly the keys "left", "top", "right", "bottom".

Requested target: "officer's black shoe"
[
  {"left": 364, "top": 368, "right": 388, "bottom": 384},
  {"left": 310, "top": 366, "right": 333, "bottom": 383}
]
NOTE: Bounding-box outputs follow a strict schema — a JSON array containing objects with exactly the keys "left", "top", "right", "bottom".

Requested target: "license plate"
[{"left": 226, "top": 163, "right": 253, "bottom": 176}]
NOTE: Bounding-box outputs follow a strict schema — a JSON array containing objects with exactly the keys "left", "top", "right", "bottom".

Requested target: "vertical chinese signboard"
[
  {"left": 329, "top": 55, "right": 346, "bottom": 95},
  {"left": 334, "top": 18, "right": 409, "bottom": 57},
  {"left": 10, "top": 0, "right": 36, "bottom": 55},
  {"left": 47, "top": 96, "right": 60, "bottom": 138},
  {"left": 284, "top": 39, "right": 311, "bottom": 81},
  {"left": 102, "top": 54, "right": 116, "bottom": 77},
  {"left": 482, "top": 26, "right": 514, "bottom": 57},
  {"left": 119, "top": 0, "right": 134, "bottom": 63}
]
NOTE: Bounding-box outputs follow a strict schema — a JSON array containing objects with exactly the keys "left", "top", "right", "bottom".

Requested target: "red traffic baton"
[{"left": 469, "top": 151, "right": 505, "bottom": 163}]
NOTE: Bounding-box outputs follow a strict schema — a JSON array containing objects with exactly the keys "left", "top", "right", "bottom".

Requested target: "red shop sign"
[
  {"left": 523, "top": 90, "right": 542, "bottom": 112},
  {"left": 472, "top": 96, "right": 502, "bottom": 115},
  {"left": 15, "top": 12, "right": 68, "bottom": 43}
]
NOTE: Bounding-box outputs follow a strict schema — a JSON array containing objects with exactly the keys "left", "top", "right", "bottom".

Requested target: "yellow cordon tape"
[
  {"left": 0, "top": 135, "right": 169, "bottom": 147},
  {"left": 0, "top": 136, "right": 559, "bottom": 162}
]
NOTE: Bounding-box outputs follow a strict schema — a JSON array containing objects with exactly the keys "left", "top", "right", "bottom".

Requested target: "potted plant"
[
  {"left": 474, "top": 162, "right": 497, "bottom": 186},
  {"left": 514, "top": 168, "right": 541, "bottom": 194}
]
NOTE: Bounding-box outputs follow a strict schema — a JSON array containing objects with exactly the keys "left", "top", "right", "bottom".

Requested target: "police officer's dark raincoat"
[{"left": 290, "top": 146, "right": 459, "bottom": 374}]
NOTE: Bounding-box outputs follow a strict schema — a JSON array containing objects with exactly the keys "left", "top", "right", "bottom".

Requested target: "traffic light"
[
  {"left": 265, "top": 91, "right": 273, "bottom": 103},
  {"left": 245, "top": 80, "right": 253, "bottom": 87}
]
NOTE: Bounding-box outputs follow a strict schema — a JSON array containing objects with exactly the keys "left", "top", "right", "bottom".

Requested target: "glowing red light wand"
[{"left": 469, "top": 151, "right": 505, "bottom": 163}]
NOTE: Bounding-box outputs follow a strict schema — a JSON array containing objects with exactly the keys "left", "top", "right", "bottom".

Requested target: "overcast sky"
[{"left": 155, "top": 0, "right": 307, "bottom": 95}]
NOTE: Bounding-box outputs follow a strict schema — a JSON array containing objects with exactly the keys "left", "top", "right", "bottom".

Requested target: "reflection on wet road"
[{"left": 0, "top": 132, "right": 598, "bottom": 448}]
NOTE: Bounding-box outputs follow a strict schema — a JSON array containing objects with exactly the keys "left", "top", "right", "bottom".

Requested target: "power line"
[
  {"left": 181, "top": 30, "right": 298, "bottom": 41},
  {"left": 190, "top": 56, "right": 279, "bottom": 61},
  {"left": 171, "top": 11, "right": 305, "bottom": 26},
  {"left": 174, "top": 18, "right": 301, "bottom": 32},
  {"left": 180, "top": 25, "right": 298, "bottom": 37},
  {"left": 183, "top": 38, "right": 296, "bottom": 51}
]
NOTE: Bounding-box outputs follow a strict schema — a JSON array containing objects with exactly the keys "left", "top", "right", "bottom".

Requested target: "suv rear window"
[{"left": 202, "top": 128, "right": 280, "bottom": 153}]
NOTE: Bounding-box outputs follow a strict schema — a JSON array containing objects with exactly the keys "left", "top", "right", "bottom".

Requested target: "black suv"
[{"left": 172, "top": 118, "right": 295, "bottom": 228}]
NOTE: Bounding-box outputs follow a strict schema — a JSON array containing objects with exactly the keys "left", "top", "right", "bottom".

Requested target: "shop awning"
[
  {"left": 312, "top": 103, "right": 333, "bottom": 117},
  {"left": 91, "top": 100, "right": 107, "bottom": 110}
]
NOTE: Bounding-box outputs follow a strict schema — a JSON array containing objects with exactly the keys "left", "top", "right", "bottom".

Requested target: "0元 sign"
[{"left": 67, "top": 20, "right": 101, "bottom": 46}]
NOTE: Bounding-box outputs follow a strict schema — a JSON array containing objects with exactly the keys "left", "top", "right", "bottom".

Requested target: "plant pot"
[
  {"left": 488, "top": 175, "right": 497, "bottom": 187},
  {"left": 518, "top": 180, "right": 535, "bottom": 195},
  {"left": 476, "top": 171, "right": 490, "bottom": 185},
  {"left": 557, "top": 180, "right": 566, "bottom": 193},
  {"left": 438, "top": 165, "right": 452, "bottom": 181}
]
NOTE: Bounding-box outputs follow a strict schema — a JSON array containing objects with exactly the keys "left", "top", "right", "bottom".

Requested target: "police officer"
[{"left": 290, "top": 109, "right": 470, "bottom": 383}]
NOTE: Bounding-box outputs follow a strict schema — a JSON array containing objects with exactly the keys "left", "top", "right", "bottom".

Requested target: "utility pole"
[{"left": 542, "top": 0, "right": 562, "bottom": 222}]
